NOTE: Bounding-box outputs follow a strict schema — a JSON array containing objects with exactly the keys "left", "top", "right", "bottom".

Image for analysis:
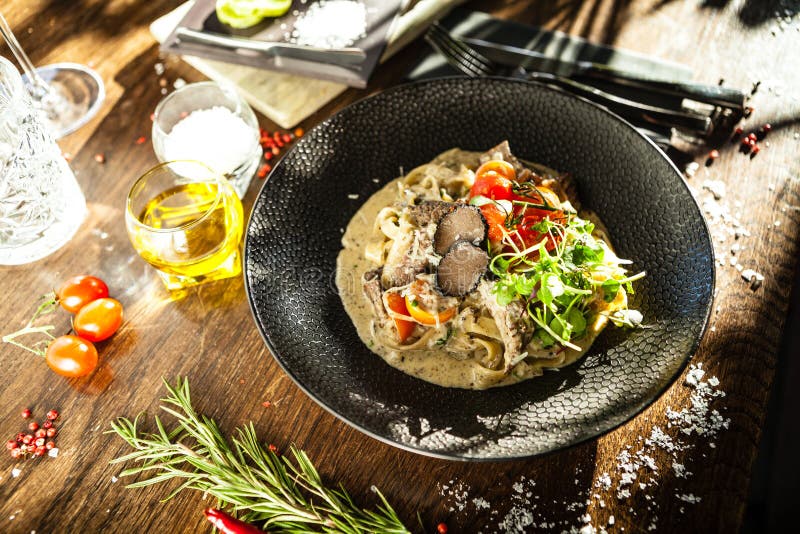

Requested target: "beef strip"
[
  {"left": 477, "top": 280, "right": 531, "bottom": 373},
  {"left": 479, "top": 140, "right": 523, "bottom": 174},
  {"left": 381, "top": 230, "right": 432, "bottom": 288},
  {"left": 362, "top": 268, "right": 388, "bottom": 327}
]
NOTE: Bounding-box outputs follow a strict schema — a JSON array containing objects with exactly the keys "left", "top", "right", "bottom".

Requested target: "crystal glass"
[
  {"left": 125, "top": 160, "right": 244, "bottom": 290},
  {"left": 0, "top": 13, "right": 104, "bottom": 139},
  {"left": 0, "top": 56, "right": 86, "bottom": 265},
  {"left": 152, "top": 81, "right": 260, "bottom": 199}
]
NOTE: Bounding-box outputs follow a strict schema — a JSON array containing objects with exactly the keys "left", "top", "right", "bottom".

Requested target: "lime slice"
[{"left": 216, "top": 0, "right": 292, "bottom": 29}]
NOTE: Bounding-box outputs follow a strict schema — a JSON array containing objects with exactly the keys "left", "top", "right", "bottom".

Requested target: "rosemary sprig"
[{"left": 108, "top": 378, "right": 410, "bottom": 534}]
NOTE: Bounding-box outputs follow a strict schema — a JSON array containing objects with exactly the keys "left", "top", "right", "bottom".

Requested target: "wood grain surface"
[{"left": 1, "top": 1, "right": 798, "bottom": 532}]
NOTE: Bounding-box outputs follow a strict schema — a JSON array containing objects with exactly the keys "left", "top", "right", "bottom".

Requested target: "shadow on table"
[{"left": 743, "top": 265, "right": 800, "bottom": 533}]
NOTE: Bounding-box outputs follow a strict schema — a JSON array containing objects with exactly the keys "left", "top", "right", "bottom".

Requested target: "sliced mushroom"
[
  {"left": 408, "top": 200, "right": 456, "bottom": 226},
  {"left": 436, "top": 241, "right": 490, "bottom": 297},
  {"left": 433, "top": 205, "right": 487, "bottom": 256}
]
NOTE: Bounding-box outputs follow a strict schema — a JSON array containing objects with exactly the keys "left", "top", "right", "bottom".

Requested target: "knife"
[
  {"left": 175, "top": 27, "right": 367, "bottom": 68},
  {"left": 462, "top": 37, "right": 746, "bottom": 112}
]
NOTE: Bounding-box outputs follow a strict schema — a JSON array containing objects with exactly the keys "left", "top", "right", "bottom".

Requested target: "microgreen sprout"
[{"left": 490, "top": 211, "right": 645, "bottom": 350}]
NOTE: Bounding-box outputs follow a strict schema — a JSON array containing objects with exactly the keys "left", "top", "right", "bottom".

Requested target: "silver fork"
[{"left": 424, "top": 23, "right": 714, "bottom": 139}]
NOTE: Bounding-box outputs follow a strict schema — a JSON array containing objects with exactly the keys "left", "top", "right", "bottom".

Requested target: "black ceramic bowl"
[{"left": 244, "top": 77, "right": 714, "bottom": 461}]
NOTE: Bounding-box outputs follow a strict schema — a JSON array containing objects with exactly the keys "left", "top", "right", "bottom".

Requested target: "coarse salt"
[
  {"left": 163, "top": 106, "right": 258, "bottom": 177},
  {"left": 291, "top": 1, "right": 367, "bottom": 49},
  {"left": 11, "top": 468, "right": 21, "bottom": 478}
]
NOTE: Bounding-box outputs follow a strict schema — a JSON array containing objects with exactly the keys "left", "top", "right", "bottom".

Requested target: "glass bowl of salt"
[{"left": 152, "top": 81, "right": 260, "bottom": 199}]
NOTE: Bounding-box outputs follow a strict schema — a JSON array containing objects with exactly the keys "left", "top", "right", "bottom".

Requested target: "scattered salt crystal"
[
  {"left": 774, "top": 220, "right": 781, "bottom": 227},
  {"left": 473, "top": 497, "right": 490, "bottom": 510},
  {"left": 372, "top": 178, "right": 380, "bottom": 183},
  {"left": 173, "top": 78, "right": 186, "bottom": 90},
  {"left": 677, "top": 493, "right": 702, "bottom": 504},
  {"left": 154, "top": 62, "right": 165, "bottom": 76},
  {"left": 347, "top": 194, "right": 359, "bottom": 200},
  {"left": 291, "top": 1, "right": 367, "bottom": 49},
  {"left": 596, "top": 473, "right": 612, "bottom": 490},
  {"left": 111, "top": 476, "right": 118, "bottom": 483},
  {"left": 672, "top": 463, "right": 690, "bottom": 478},
  {"left": 11, "top": 468, "right": 21, "bottom": 478},
  {"left": 684, "top": 162, "right": 699, "bottom": 177},
  {"left": 608, "top": 516, "right": 615, "bottom": 526},
  {"left": 48, "top": 448, "right": 59, "bottom": 458}
]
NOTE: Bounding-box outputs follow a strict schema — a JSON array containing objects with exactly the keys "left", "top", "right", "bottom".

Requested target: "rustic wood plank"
[{"left": 1, "top": 0, "right": 798, "bottom": 532}]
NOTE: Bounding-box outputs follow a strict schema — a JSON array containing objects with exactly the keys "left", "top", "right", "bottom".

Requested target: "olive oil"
[{"left": 128, "top": 181, "right": 243, "bottom": 283}]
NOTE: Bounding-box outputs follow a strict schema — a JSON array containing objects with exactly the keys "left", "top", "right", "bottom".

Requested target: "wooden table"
[{"left": 1, "top": 1, "right": 798, "bottom": 532}]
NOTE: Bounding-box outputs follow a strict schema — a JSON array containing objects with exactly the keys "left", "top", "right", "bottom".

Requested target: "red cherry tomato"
[
  {"left": 73, "top": 298, "right": 124, "bottom": 343},
  {"left": 513, "top": 211, "right": 567, "bottom": 252},
  {"left": 479, "top": 203, "right": 508, "bottom": 243},
  {"left": 470, "top": 160, "right": 516, "bottom": 200},
  {"left": 56, "top": 276, "right": 109, "bottom": 313},
  {"left": 470, "top": 174, "right": 513, "bottom": 200},
  {"left": 45, "top": 335, "right": 98, "bottom": 378}
]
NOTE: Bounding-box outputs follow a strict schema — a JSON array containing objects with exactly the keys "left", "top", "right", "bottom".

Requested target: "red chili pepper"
[{"left": 204, "top": 509, "right": 265, "bottom": 534}]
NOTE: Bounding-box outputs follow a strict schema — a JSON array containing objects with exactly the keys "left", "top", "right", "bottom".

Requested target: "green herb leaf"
[
  {"left": 601, "top": 279, "right": 621, "bottom": 302},
  {"left": 535, "top": 328, "right": 556, "bottom": 348}
]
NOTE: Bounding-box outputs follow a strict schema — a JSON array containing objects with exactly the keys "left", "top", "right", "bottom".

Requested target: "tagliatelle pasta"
[{"left": 336, "top": 143, "right": 644, "bottom": 390}]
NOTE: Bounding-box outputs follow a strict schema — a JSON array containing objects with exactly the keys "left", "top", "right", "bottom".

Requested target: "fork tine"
[
  {"left": 429, "top": 23, "right": 495, "bottom": 72},
  {"left": 425, "top": 23, "right": 495, "bottom": 77},
  {"left": 425, "top": 31, "right": 486, "bottom": 77}
]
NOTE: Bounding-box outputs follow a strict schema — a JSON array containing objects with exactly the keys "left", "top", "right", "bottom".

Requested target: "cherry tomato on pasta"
[
  {"left": 475, "top": 160, "right": 516, "bottom": 181},
  {"left": 479, "top": 203, "right": 508, "bottom": 244}
]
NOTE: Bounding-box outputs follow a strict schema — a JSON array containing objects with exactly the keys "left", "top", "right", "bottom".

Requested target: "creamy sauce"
[{"left": 336, "top": 150, "right": 616, "bottom": 390}]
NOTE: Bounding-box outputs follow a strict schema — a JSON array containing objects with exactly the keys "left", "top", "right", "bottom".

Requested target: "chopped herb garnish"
[{"left": 490, "top": 211, "right": 645, "bottom": 349}]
